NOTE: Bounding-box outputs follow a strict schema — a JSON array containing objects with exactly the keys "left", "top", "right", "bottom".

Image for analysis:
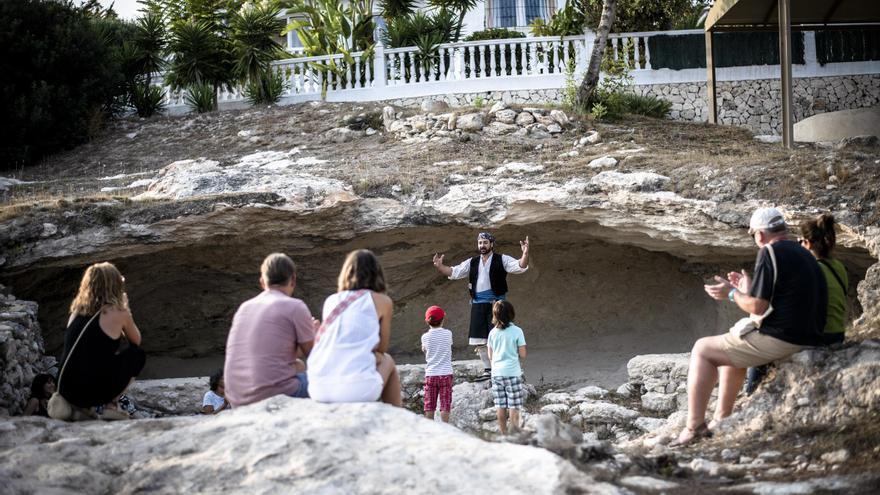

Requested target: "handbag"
[
  {"left": 48, "top": 311, "right": 101, "bottom": 421},
  {"left": 730, "top": 243, "right": 778, "bottom": 338}
]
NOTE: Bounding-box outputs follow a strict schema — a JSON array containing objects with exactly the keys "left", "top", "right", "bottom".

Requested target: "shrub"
[
  {"left": 464, "top": 28, "right": 526, "bottom": 42},
  {"left": 185, "top": 83, "right": 217, "bottom": 113},
  {"left": 0, "top": 0, "right": 128, "bottom": 169},
  {"left": 619, "top": 93, "right": 671, "bottom": 118},
  {"left": 131, "top": 82, "right": 167, "bottom": 117},
  {"left": 244, "top": 69, "right": 289, "bottom": 105}
]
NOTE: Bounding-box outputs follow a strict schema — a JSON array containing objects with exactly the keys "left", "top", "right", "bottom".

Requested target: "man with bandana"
[{"left": 433, "top": 233, "right": 530, "bottom": 381}]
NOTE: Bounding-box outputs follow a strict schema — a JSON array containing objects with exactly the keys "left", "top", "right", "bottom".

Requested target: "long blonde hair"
[
  {"left": 69, "top": 262, "right": 126, "bottom": 315},
  {"left": 337, "top": 249, "right": 387, "bottom": 293}
]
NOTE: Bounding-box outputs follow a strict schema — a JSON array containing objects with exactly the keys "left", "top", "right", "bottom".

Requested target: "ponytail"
[{"left": 800, "top": 213, "right": 836, "bottom": 259}]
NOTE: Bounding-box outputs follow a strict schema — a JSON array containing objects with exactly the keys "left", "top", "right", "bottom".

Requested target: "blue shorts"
[{"left": 288, "top": 372, "right": 310, "bottom": 399}]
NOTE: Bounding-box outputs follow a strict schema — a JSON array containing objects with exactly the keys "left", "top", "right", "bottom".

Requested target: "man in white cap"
[
  {"left": 672, "top": 207, "right": 827, "bottom": 446},
  {"left": 433, "top": 232, "right": 530, "bottom": 381}
]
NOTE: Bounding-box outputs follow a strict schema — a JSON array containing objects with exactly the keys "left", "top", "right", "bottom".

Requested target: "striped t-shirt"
[{"left": 421, "top": 327, "right": 453, "bottom": 376}]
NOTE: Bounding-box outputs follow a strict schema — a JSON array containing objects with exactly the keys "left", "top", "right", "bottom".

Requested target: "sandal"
[{"left": 669, "top": 422, "right": 712, "bottom": 447}]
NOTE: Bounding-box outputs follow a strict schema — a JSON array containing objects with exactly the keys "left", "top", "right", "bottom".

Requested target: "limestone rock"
[
  {"left": 0, "top": 292, "right": 53, "bottom": 416},
  {"left": 534, "top": 413, "right": 582, "bottom": 455},
  {"left": 588, "top": 156, "right": 617, "bottom": 169},
  {"left": 0, "top": 396, "right": 623, "bottom": 494},
  {"left": 494, "top": 109, "right": 517, "bottom": 124},
  {"left": 382, "top": 106, "right": 396, "bottom": 131},
  {"left": 577, "top": 401, "right": 639, "bottom": 425},
  {"left": 633, "top": 416, "right": 666, "bottom": 433},
  {"left": 640, "top": 391, "right": 677, "bottom": 414},
  {"left": 515, "top": 112, "right": 536, "bottom": 126},
  {"left": 421, "top": 100, "right": 449, "bottom": 113},
  {"left": 456, "top": 113, "right": 484, "bottom": 132},
  {"left": 488, "top": 101, "right": 507, "bottom": 114},
  {"left": 128, "top": 377, "right": 207, "bottom": 416},
  {"left": 573, "top": 386, "right": 609, "bottom": 400},
  {"left": 449, "top": 381, "right": 493, "bottom": 431},
  {"left": 619, "top": 476, "right": 679, "bottom": 492},
  {"left": 540, "top": 392, "right": 575, "bottom": 405},
  {"left": 484, "top": 122, "right": 519, "bottom": 137},
  {"left": 588, "top": 171, "right": 671, "bottom": 193},
  {"left": 550, "top": 110, "right": 570, "bottom": 127}
]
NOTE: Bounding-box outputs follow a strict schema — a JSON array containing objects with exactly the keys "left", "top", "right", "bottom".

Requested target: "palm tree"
[{"left": 429, "top": 0, "right": 477, "bottom": 42}]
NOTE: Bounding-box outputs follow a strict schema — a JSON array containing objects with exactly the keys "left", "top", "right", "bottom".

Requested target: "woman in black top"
[{"left": 59, "top": 262, "right": 145, "bottom": 419}]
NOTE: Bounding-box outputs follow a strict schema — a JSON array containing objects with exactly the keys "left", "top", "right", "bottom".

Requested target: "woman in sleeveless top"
[
  {"left": 59, "top": 262, "right": 145, "bottom": 418},
  {"left": 307, "top": 250, "right": 402, "bottom": 406},
  {"left": 800, "top": 214, "right": 849, "bottom": 345}
]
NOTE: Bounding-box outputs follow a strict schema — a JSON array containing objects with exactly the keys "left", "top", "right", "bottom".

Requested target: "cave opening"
[{"left": 5, "top": 221, "right": 873, "bottom": 387}]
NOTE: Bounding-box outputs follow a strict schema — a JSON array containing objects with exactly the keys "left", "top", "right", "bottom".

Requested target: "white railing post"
[
  {"left": 583, "top": 29, "right": 595, "bottom": 73},
  {"left": 373, "top": 40, "right": 386, "bottom": 88},
  {"left": 455, "top": 48, "right": 464, "bottom": 80}
]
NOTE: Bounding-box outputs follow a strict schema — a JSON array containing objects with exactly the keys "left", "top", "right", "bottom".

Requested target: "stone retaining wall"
[
  {"left": 388, "top": 74, "right": 880, "bottom": 135},
  {"left": 0, "top": 286, "right": 55, "bottom": 416}
]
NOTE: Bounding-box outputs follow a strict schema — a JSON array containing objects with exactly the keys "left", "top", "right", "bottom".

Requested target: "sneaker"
[{"left": 473, "top": 370, "right": 491, "bottom": 382}]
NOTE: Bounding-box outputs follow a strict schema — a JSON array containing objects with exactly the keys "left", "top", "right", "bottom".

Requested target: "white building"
[{"left": 284, "top": 0, "right": 563, "bottom": 51}]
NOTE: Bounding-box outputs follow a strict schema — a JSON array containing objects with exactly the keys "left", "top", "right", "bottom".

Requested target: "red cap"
[{"left": 425, "top": 305, "right": 445, "bottom": 324}]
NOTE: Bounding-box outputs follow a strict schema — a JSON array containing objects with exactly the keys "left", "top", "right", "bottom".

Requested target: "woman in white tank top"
[{"left": 307, "top": 250, "right": 402, "bottom": 406}]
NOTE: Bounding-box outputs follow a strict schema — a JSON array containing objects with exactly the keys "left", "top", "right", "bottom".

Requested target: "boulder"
[
  {"left": 0, "top": 396, "right": 625, "bottom": 494},
  {"left": 534, "top": 413, "right": 582, "bottom": 455},
  {"left": 128, "top": 377, "right": 207, "bottom": 416},
  {"left": 484, "top": 122, "right": 519, "bottom": 137},
  {"left": 515, "top": 112, "right": 536, "bottom": 126},
  {"left": 421, "top": 100, "right": 450, "bottom": 113},
  {"left": 587, "top": 156, "right": 617, "bottom": 169},
  {"left": 549, "top": 110, "right": 570, "bottom": 127},
  {"left": 577, "top": 401, "right": 639, "bottom": 425},
  {"left": 456, "top": 113, "right": 484, "bottom": 132},
  {"left": 488, "top": 101, "right": 507, "bottom": 114},
  {"left": 449, "top": 381, "right": 494, "bottom": 431},
  {"left": 494, "top": 109, "right": 518, "bottom": 124},
  {"left": 588, "top": 171, "right": 671, "bottom": 193}
]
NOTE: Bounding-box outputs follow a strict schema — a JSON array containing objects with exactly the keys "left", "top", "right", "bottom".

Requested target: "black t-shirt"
[{"left": 749, "top": 239, "right": 827, "bottom": 346}]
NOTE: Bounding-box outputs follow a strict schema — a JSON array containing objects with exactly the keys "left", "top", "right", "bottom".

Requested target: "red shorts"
[{"left": 424, "top": 374, "right": 453, "bottom": 412}]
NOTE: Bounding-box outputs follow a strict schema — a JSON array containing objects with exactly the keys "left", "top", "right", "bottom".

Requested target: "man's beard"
[{"left": 479, "top": 247, "right": 491, "bottom": 255}]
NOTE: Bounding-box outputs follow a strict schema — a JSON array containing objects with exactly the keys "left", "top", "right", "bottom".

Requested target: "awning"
[{"left": 706, "top": 0, "right": 880, "bottom": 31}]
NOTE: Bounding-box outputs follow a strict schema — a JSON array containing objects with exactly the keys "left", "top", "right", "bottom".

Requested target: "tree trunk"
[{"left": 576, "top": 0, "right": 617, "bottom": 109}]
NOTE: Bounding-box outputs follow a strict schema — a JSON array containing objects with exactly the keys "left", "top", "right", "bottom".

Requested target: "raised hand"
[
  {"left": 433, "top": 253, "right": 445, "bottom": 268},
  {"left": 520, "top": 236, "right": 530, "bottom": 255}
]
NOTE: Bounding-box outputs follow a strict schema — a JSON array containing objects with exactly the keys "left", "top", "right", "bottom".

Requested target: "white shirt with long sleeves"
[{"left": 449, "top": 253, "right": 527, "bottom": 293}]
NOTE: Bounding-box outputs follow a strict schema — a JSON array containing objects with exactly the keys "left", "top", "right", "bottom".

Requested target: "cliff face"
[{"left": 1, "top": 103, "right": 877, "bottom": 385}]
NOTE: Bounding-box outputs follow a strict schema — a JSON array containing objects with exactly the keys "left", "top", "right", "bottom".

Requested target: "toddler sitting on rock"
[{"left": 202, "top": 369, "right": 230, "bottom": 414}]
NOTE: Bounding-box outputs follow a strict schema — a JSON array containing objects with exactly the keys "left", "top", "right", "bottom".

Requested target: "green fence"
[
  {"left": 815, "top": 28, "right": 880, "bottom": 65},
  {"left": 647, "top": 31, "right": 805, "bottom": 70}
]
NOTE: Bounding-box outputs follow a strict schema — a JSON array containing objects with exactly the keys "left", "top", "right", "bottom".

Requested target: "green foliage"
[
  {"left": 244, "top": 69, "right": 289, "bottom": 105},
  {"left": 473, "top": 95, "right": 484, "bottom": 108},
  {"left": 464, "top": 28, "right": 526, "bottom": 42},
  {"left": 287, "top": 0, "right": 374, "bottom": 55},
  {"left": 589, "top": 52, "right": 669, "bottom": 119},
  {"left": 0, "top": 0, "right": 130, "bottom": 168},
  {"left": 130, "top": 82, "right": 167, "bottom": 117},
  {"left": 562, "top": 59, "right": 578, "bottom": 111},
  {"left": 531, "top": 0, "right": 709, "bottom": 36},
  {"left": 618, "top": 93, "right": 671, "bottom": 117},
  {"left": 379, "top": 0, "right": 417, "bottom": 19},
  {"left": 166, "top": 18, "right": 234, "bottom": 110},
  {"left": 428, "top": 0, "right": 477, "bottom": 41},
  {"left": 383, "top": 10, "right": 459, "bottom": 48},
  {"left": 589, "top": 101, "right": 607, "bottom": 120},
  {"left": 529, "top": 1, "right": 587, "bottom": 36},
  {"left": 185, "top": 82, "right": 217, "bottom": 113},
  {"left": 230, "top": 2, "right": 286, "bottom": 84}
]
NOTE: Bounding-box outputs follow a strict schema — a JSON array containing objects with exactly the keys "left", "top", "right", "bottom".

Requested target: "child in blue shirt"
[{"left": 487, "top": 300, "right": 526, "bottom": 435}]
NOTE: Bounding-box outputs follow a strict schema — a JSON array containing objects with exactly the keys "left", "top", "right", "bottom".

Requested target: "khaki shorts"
[{"left": 721, "top": 331, "right": 805, "bottom": 368}]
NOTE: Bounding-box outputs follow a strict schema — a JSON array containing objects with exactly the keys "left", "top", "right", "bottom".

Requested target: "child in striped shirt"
[{"left": 421, "top": 305, "right": 453, "bottom": 423}]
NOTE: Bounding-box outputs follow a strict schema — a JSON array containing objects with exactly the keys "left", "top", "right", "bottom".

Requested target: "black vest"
[{"left": 468, "top": 253, "right": 509, "bottom": 298}]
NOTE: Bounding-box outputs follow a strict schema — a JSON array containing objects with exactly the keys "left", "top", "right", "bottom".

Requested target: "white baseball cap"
[{"left": 748, "top": 207, "right": 786, "bottom": 234}]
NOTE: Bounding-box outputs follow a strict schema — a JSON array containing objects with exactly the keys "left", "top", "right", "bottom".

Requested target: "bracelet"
[{"left": 728, "top": 288, "right": 737, "bottom": 302}]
